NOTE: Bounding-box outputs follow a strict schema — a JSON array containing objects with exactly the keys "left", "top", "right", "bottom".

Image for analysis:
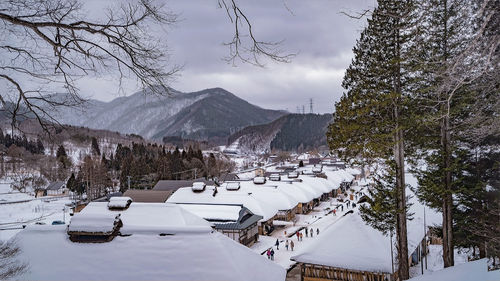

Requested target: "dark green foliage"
[
  {"left": 66, "top": 173, "right": 76, "bottom": 192},
  {"left": 91, "top": 137, "right": 100, "bottom": 156},
  {"left": 112, "top": 142, "right": 210, "bottom": 190},
  {"left": 327, "top": 0, "right": 417, "bottom": 278},
  {"left": 0, "top": 129, "right": 44, "bottom": 154},
  {"left": 56, "top": 145, "right": 67, "bottom": 158},
  {"left": 270, "top": 114, "right": 332, "bottom": 151}
]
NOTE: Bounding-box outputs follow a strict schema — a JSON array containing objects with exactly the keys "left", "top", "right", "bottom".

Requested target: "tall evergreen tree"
[
  {"left": 91, "top": 137, "right": 101, "bottom": 156},
  {"left": 327, "top": 1, "right": 417, "bottom": 278},
  {"left": 407, "top": 0, "right": 487, "bottom": 267},
  {"left": 56, "top": 145, "right": 67, "bottom": 159}
]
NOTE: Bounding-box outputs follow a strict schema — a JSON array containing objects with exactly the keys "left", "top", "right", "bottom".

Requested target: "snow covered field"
[{"left": 0, "top": 181, "right": 71, "bottom": 241}]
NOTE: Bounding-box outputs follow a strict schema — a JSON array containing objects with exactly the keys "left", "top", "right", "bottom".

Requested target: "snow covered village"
[{"left": 0, "top": 0, "right": 499, "bottom": 281}]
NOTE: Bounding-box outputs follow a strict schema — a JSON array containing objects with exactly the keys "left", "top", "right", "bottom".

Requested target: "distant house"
[
  {"left": 254, "top": 168, "right": 265, "bottom": 177},
  {"left": 40, "top": 181, "right": 68, "bottom": 197},
  {"left": 308, "top": 158, "right": 321, "bottom": 165},
  {"left": 177, "top": 203, "right": 263, "bottom": 247}
]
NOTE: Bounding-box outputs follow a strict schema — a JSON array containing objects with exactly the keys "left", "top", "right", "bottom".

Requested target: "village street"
[{"left": 251, "top": 195, "right": 358, "bottom": 269}]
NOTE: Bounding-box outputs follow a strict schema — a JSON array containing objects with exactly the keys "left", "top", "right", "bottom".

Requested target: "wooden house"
[
  {"left": 177, "top": 203, "right": 263, "bottom": 247},
  {"left": 43, "top": 181, "right": 68, "bottom": 196}
]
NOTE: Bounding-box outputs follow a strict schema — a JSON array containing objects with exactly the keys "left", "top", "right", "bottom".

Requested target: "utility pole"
[
  {"left": 309, "top": 98, "right": 313, "bottom": 113},
  {"left": 302, "top": 105, "right": 305, "bottom": 114}
]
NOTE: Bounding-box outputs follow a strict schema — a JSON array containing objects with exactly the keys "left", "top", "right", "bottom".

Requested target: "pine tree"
[
  {"left": 407, "top": 0, "right": 481, "bottom": 267},
  {"left": 66, "top": 172, "right": 76, "bottom": 192},
  {"left": 91, "top": 137, "right": 101, "bottom": 156},
  {"left": 36, "top": 139, "right": 44, "bottom": 154},
  {"left": 56, "top": 145, "right": 67, "bottom": 159},
  {"left": 327, "top": 1, "right": 417, "bottom": 278}
]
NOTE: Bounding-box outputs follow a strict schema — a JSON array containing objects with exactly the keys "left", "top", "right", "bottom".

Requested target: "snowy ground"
[
  {"left": 251, "top": 197, "right": 350, "bottom": 269},
  {"left": 0, "top": 181, "right": 71, "bottom": 241},
  {"left": 409, "top": 245, "right": 471, "bottom": 278}
]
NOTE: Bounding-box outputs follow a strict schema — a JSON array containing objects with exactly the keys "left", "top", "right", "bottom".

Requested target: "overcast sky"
[{"left": 81, "top": 0, "right": 374, "bottom": 114}]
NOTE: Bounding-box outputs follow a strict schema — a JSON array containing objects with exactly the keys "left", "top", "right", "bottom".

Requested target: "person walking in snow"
[
  {"left": 310, "top": 228, "right": 314, "bottom": 238},
  {"left": 300, "top": 232, "right": 303, "bottom": 241},
  {"left": 316, "top": 228, "right": 320, "bottom": 236},
  {"left": 275, "top": 239, "right": 279, "bottom": 250},
  {"left": 290, "top": 240, "right": 295, "bottom": 251},
  {"left": 341, "top": 204, "right": 344, "bottom": 211},
  {"left": 333, "top": 209, "right": 337, "bottom": 216},
  {"left": 305, "top": 228, "right": 308, "bottom": 237},
  {"left": 285, "top": 240, "right": 289, "bottom": 251},
  {"left": 270, "top": 249, "right": 275, "bottom": 260},
  {"left": 296, "top": 231, "right": 300, "bottom": 240},
  {"left": 266, "top": 249, "right": 271, "bottom": 259}
]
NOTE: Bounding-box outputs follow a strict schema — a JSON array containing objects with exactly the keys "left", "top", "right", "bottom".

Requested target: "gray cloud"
[{"left": 79, "top": 0, "right": 374, "bottom": 114}]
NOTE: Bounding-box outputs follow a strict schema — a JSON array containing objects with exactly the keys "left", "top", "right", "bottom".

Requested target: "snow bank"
[
  {"left": 409, "top": 258, "right": 500, "bottom": 281},
  {"left": 15, "top": 225, "right": 286, "bottom": 281}
]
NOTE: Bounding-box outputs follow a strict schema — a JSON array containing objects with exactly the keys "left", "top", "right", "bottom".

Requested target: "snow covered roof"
[
  {"left": 272, "top": 180, "right": 316, "bottom": 203},
  {"left": 107, "top": 196, "right": 132, "bottom": 209},
  {"left": 45, "top": 181, "right": 65, "bottom": 191},
  {"left": 300, "top": 176, "right": 334, "bottom": 194},
  {"left": 67, "top": 212, "right": 121, "bottom": 234},
  {"left": 323, "top": 168, "right": 354, "bottom": 186},
  {"left": 409, "top": 259, "right": 500, "bottom": 281},
  {"left": 239, "top": 183, "right": 298, "bottom": 211},
  {"left": 167, "top": 186, "right": 278, "bottom": 222},
  {"left": 80, "top": 202, "right": 213, "bottom": 235},
  {"left": 253, "top": 176, "right": 266, "bottom": 184},
  {"left": 15, "top": 225, "right": 286, "bottom": 281},
  {"left": 291, "top": 213, "right": 394, "bottom": 273},
  {"left": 177, "top": 204, "right": 243, "bottom": 221},
  {"left": 224, "top": 182, "right": 241, "bottom": 191},
  {"left": 191, "top": 182, "right": 206, "bottom": 191}
]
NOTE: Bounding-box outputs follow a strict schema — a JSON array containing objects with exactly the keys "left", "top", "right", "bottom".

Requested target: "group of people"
[{"left": 266, "top": 248, "right": 275, "bottom": 260}]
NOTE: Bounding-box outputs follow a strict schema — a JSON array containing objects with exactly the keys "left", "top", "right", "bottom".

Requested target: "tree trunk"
[
  {"left": 440, "top": 0, "right": 454, "bottom": 268},
  {"left": 394, "top": 19, "right": 409, "bottom": 280},
  {"left": 441, "top": 109, "right": 454, "bottom": 268},
  {"left": 395, "top": 122, "right": 409, "bottom": 280}
]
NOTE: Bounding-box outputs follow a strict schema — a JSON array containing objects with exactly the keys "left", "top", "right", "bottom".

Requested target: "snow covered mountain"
[{"left": 50, "top": 87, "right": 285, "bottom": 143}]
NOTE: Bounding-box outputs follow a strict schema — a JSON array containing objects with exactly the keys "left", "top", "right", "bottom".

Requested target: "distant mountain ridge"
[
  {"left": 227, "top": 113, "right": 332, "bottom": 153},
  {"left": 49, "top": 87, "right": 286, "bottom": 143}
]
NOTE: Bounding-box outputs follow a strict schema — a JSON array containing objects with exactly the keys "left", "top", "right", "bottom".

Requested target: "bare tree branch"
[
  {"left": 0, "top": 0, "right": 180, "bottom": 133},
  {"left": 218, "top": 0, "right": 295, "bottom": 67}
]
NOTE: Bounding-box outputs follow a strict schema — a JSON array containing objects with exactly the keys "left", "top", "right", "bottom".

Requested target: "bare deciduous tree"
[{"left": 0, "top": 0, "right": 179, "bottom": 131}]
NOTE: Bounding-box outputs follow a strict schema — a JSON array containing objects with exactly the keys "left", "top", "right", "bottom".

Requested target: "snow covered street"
[{"left": 251, "top": 197, "right": 353, "bottom": 269}]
